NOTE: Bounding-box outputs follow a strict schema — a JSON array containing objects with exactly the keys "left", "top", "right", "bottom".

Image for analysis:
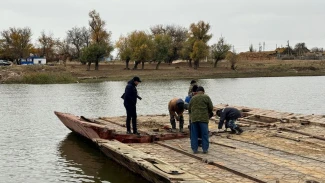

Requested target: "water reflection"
[{"left": 57, "top": 133, "right": 149, "bottom": 183}]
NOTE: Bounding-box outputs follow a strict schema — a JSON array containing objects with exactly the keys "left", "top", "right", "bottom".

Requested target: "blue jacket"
[{"left": 123, "top": 79, "right": 141, "bottom": 106}]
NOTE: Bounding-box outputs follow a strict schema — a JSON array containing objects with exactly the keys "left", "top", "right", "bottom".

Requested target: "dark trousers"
[{"left": 124, "top": 104, "right": 137, "bottom": 133}]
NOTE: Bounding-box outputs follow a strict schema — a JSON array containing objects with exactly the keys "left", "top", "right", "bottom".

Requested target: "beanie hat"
[{"left": 133, "top": 76, "right": 141, "bottom": 82}]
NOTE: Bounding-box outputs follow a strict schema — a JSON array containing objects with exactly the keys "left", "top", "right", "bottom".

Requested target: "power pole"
[
  {"left": 287, "top": 40, "right": 290, "bottom": 55},
  {"left": 263, "top": 42, "right": 265, "bottom": 51}
]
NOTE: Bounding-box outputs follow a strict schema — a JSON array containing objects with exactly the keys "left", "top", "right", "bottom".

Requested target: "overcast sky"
[{"left": 1, "top": 0, "right": 324, "bottom": 53}]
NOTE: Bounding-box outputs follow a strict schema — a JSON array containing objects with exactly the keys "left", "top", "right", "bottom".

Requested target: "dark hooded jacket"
[
  {"left": 123, "top": 79, "right": 141, "bottom": 106},
  {"left": 218, "top": 107, "right": 242, "bottom": 129}
]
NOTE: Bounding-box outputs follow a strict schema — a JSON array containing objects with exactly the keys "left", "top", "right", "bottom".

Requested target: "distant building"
[{"left": 20, "top": 56, "right": 46, "bottom": 65}]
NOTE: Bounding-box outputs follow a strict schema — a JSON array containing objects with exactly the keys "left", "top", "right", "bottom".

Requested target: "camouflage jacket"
[{"left": 188, "top": 92, "right": 213, "bottom": 123}]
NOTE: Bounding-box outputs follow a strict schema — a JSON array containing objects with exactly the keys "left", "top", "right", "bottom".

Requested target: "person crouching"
[{"left": 216, "top": 107, "right": 243, "bottom": 135}]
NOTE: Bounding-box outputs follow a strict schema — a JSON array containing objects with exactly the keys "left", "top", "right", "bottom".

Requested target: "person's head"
[
  {"left": 216, "top": 109, "right": 223, "bottom": 117},
  {"left": 190, "top": 80, "right": 196, "bottom": 85},
  {"left": 133, "top": 76, "right": 141, "bottom": 86},
  {"left": 196, "top": 86, "right": 205, "bottom": 93},
  {"left": 192, "top": 85, "right": 198, "bottom": 93}
]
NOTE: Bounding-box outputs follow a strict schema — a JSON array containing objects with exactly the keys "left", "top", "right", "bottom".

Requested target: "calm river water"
[{"left": 1, "top": 76, "right": 325, "bottom": 183}]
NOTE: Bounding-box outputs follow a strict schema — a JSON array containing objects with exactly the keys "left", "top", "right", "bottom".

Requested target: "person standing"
[
  {"left": 168, "top": 98, "right": 185, "bottom": 132},
  {"left": 188, "top": 86, "right": 213, "bottom": 154},
  {"left": 216, "top": 107, "right": 243, "bottom": 135},
  {"left": 188, "top": 80, "right": 197, "bottom": 96},
  {"left": 122, "top": 76, "right": 142, "bottom": 135}
]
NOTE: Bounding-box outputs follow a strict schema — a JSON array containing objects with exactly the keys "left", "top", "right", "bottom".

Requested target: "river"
[{"left": 1, "top": 76, "right": 325, "bottom": 183}]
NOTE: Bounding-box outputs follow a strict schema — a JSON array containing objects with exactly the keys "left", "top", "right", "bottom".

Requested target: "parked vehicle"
[{"left": 0, "top": 60, "right": 11, "bottom": 66}]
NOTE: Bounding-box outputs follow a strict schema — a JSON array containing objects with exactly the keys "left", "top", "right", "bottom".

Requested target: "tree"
[
  {"left": 115, "top": 35, "right": 132, "bottom": 70},
  {"left": 152, "top": 34, "right": 173, "bottom": 69},
  {"left": 226, "top": 52, "right": 239, "bottom": 70},
  {"left": 188, "top": 21, "right": 212, "bottom": 69},
  {"left": 311, "top": 47, "right": 323, "bottom": 53},
  {"left": 151, "top": 24, "right": 188, "bottom": 64},
  {"left": 56, "top": 39, "right": 72, "bottom": 66},
  {"left": 80, "top": 43, "right": 108, "bottom": 71},
  {"left": 81, "top": 27, "right": 91, "bottom": 48},
  {"left": 249, "top": 44, "right": 255, "bottom": 52},
  {"left": 211, "top": 37, "right": 231, "bottom": 68},
  {"left": 67, "top": 27, "right": 85, "bottom": 59},
  {"left": 1, "top": 27, "right": 33, "bottom": 61},
  {"left": 87, "top": 10, "right": 113, "bottom": 70},
  {"left": 180, "top": 40, "right": 193, "bottom": 66},
  {"left": 128, "top": 31, "right": 153, "bottom": 70},
  {"left": 191, "top": 40, "right": 208, "bottom": 69},
  {"left": 294, "top": 42, "right": 309, "bottom": 56},
  {"left": 38, "top": 31, "right": 57, "bottom": 61}
]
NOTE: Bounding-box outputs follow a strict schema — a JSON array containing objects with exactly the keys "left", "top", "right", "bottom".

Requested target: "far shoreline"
[{"left": 1, "top": 60, "right": 325, "bottom": 84}]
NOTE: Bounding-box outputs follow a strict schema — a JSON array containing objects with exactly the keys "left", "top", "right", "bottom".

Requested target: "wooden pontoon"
[{"left": 55, "top": 104, "right": 325, "bottom": 183}]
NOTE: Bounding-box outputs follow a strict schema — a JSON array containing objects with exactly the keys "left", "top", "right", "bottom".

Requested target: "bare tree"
[
  {"left": 81, "top": 27, "right": 91, "bottom": 47},
  {"left": 38, "top": 31, "right": 57, "bottom": 61},
  {"left": 67, "top": 27, "right": 83, "bottom": 59},
  {"left": 56, "top": 39, "right": 72, "bottom": 66}
]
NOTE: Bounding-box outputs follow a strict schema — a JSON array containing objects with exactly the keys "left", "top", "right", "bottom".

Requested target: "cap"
[
  {"left": 196, "top": 86, "right": 205, "bottom": 92},
  {"left": 133, "top": 76, "right": 141, "bottom": 82},
  {"left": 190, "top": 80, "right": 196, "bottom": 84}
]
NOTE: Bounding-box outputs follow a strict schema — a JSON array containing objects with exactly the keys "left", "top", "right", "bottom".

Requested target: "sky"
[{"left": 1, "top": 0, "right": 324, "bottom": 54}]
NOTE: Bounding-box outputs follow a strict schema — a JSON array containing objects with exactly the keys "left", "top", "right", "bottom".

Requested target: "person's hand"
[{"left": 138, "top": 96, "right": 142, "bottom": 100}]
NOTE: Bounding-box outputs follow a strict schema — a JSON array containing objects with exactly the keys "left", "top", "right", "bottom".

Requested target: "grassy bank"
[{"left": 1, "top": 59, "right": 325, "bottom": 84}]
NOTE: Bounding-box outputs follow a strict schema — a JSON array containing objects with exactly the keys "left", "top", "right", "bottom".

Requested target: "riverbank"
[{"left": 1, "top": 59, "right": 325, "bottom": 84}]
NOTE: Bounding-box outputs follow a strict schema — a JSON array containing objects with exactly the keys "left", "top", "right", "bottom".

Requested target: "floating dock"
[{"left": 55, "top": 104, "right": 325, "bottom": 183}]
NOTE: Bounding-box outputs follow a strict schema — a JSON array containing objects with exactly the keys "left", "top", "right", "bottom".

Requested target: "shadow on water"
[{"left": 58, "top": 133, "right": 149, "bottom": 183}]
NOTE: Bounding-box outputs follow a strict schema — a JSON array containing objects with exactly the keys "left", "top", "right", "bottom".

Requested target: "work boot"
[
  {"left": 230, "top": 129, "right": 237, "bottom": 134},
  {"left": 235, "top": 127, "right": 243, "bottom": 135},
  {"left": 179, "top": 117, "right": 184, "bottom": 133}
]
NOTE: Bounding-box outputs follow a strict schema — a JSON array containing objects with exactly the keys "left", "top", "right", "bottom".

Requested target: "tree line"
[{"left": 0, "top": 9, "right": 239, "bottom": 70}]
